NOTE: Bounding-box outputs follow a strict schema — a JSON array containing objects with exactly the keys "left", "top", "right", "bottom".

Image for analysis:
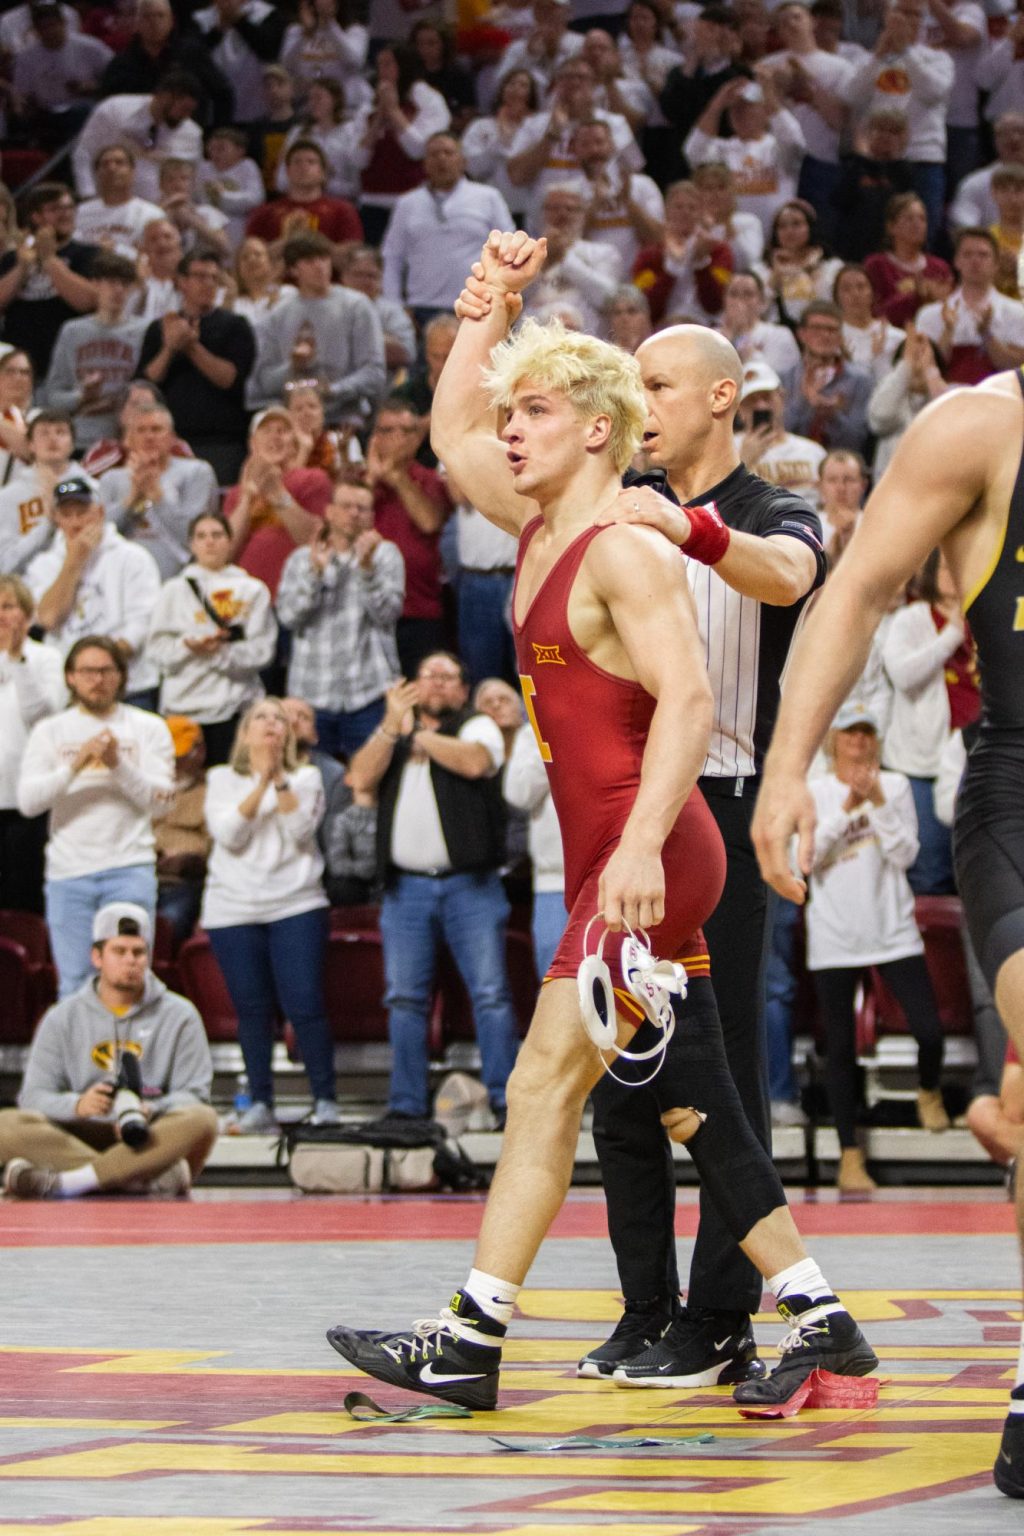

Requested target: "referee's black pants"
[{"left": 591, "top": 780, "right": 775, "bottom": 1315}]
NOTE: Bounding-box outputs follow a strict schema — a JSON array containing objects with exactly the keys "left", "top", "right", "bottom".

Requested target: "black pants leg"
[
  {"left": 812, "top": 967, "right": 863, "bottom": 1148},
  {"left": 877, "top": 954, "right": 945, "bottom": 1090},
  {"left": 0, "top": 808, "right": 47, "bottom": 915},
  {"left": 591, "top": 787, "right": 774, "bottom": 1313}
]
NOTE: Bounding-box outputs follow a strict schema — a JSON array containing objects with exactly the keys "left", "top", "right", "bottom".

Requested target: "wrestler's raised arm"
[
  {"left": 752, "top": 381, "right": 1010, "bottom": 904},
  {"left": 586, "top": 522, "right": 714, "bottom": 932},
  {"left": 431, "top": 230, "right": 547, "bottom": 536}
]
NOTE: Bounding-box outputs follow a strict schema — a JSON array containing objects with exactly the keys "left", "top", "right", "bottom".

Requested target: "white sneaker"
[
  {"left": 771, "top": 1100, "right": 808, "bottom": 1128},
  {"left": 434, "top": 1072, "right": 489, "bottom": 1137},
  {"left": 147, "top": 1158, "right": 192, "bottom": 1197},
  {"left": 311, "top": 1099, "right": 341, "bottom": 1126},
  {"left": 227, "top": 1101, "right": 279, "bottom": 1136},
  {"left": 3, "top": 1157, "right": 59, "bottom": 1199}
]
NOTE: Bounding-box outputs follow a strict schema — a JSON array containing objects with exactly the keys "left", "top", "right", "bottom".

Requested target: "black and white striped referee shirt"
[{"left": 629, "top": 463, "right": 826, "bottom": 782}]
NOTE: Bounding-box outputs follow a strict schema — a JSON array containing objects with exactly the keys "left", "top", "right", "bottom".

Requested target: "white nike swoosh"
[
  {"left": 419, "top": 1362, "right": 487, "bottom": 1385},
  {"left": 1001, "top": 1449, "right": 1014, "bottom": 1465},
  {"left": 713, "top": 1336, "right": 734, "bottom": 1351},
  {"left": 655, "top": 1361, "right": 674, "bottom": 1373}
]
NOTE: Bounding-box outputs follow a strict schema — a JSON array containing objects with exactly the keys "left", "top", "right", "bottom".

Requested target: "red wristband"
[{"left": 682, "top": 499, "right": 730, "bottom": 565}]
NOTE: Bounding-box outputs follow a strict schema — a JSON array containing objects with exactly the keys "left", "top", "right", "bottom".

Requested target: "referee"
[{"left": 581, "top": 327, "right": 827, "bottom": 1386}]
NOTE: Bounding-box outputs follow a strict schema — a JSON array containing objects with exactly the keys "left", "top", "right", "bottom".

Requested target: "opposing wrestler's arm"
[
  {"left": 431, "top": 231, "right": 547, "bottom": 536},
  {"left": 588, "top": 523, "right": 714, "bottom": 932},
  {"left": 752, "top": 384, "right": 1003, "bottom": 903}
]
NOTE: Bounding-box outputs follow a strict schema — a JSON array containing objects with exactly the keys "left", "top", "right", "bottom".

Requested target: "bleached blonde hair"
[{"left": 482, "top": 318, "right": 646, "bottom": 475}]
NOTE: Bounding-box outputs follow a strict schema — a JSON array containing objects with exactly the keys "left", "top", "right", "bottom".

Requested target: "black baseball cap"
[{"left": 53, "top": 472, "right": 101, "bottom": 506}]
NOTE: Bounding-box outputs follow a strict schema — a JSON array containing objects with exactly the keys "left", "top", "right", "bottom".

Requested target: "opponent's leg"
[
  {"left": 992, "top": 948, "right": 1024, "bottom": 1497},
  {"left": 326, "top": 978, "right": 610, "bottom": 1408},
  {"left": 612, "top": 980, "right": 876, "bottom": 1399}
]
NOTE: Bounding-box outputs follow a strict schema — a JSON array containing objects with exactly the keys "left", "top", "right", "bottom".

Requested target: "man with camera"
[{"left": 0, "top": 902, "right": 217, "bottom": 1199}]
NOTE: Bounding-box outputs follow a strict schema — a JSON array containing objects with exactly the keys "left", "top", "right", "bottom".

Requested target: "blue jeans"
[
  {"left": 797, "top": 155, "right": 842, "bottom": 248},
  {"left": 457, "top": 569, "right": 517, "bottom": 687},
  {"left": 907, "top": 773, "right": 955, "bottom": 895},
  {"left": 46, "top": 864, "right": 157, "bottom": 997},
  {"left": 908, "top": 161, "right": 946, "bottom": 246},
  {"left": 765, "top": 896, "right": 802, "bottom": 1104},
  {"left": 532, "top": 890, "right": 567, "bottom": 981},
  {"left": 380, "top": 870, "right": 520, "bottom": 1115},
  {"left": 207, "top": 907, "right": 334, "bottom": 1107},
  {"left": 314, "top": 697, "right": 385, "bottom": 760}
]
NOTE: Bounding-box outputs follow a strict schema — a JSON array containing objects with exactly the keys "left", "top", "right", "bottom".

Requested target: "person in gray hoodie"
[
  {"left": 248, "top": 231, "right": 386, "bottom": 426},
  {"left": 0, "top": 901, "right": 217, "bottom": 1199}
]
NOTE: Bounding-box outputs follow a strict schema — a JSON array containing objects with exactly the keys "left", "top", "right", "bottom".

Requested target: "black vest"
[{"left": 375, "top": 705, "right": 507, "bottom": 884}]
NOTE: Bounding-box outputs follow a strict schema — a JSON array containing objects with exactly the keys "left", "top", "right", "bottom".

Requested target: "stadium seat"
[
  {"left": 177, "top": 932, "right": 240, "bottom": 1043},
  {"left": 0, "top": 910, "right": 51, "bottom": 964},
  {"left": 0, "top": 938, "right": 33, "bottom": 1047}
]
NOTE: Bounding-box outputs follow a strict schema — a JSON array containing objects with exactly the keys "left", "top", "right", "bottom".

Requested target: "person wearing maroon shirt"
[
  {"left": 365, "top": 398, "right": 452, "bottom": 677},
  {"left": 245, "top": 141, "right": 363, "bottom": 249},
  {"left": 225, "top": 405, "right": 332, "bottom": 600},
  {"left": 863, "top": 192, "right": 952, "bottom": 329}
]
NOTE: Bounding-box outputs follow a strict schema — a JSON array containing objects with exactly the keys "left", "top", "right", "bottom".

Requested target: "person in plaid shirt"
[{"left": 276, "top": 477, "right": 405, "bottom": 759}]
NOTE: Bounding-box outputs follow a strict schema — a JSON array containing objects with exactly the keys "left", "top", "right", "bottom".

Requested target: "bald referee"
[{"left": 581, "top": 327, "right": 827, "bottom": 1387}]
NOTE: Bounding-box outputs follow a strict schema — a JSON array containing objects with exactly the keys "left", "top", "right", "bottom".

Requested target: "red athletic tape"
[{"left": 737, "top": 1370, "right": 882, "bottom": 1420}]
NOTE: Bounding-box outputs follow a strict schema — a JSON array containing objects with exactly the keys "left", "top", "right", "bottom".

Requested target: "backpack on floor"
[{"left": 278, "top": 1118, "right": 488, "bottom": 1195}]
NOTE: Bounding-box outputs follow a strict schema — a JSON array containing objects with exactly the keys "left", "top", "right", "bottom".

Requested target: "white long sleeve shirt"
[
  {"left": 25, "top": 524, "right": 162, "bottom": 694},
  {"left": 806, "top": 769, "right": 924, "bottom": 969},
  {"left": 524, "top": 238, "right": 624, "bottom": 335},
  {"left": 0, "top": 639, "right": 65, "bottom": 808},
  {"left": 381, "top": 179, "right": 515, "bottom": 309},
  {"left": 201, "top": 763, "right": 327, "bottom": 928},
  {"left": 975, "top": 37, "right": 1024, "bottom": 123},
  {"left": 17, "top": 703, "right": 174, "bottom": 880},
  {"left": 73, "top": 96, "right": 203, "bottom": 201},
  {"left": 504, "top": 722, "right": 564, "bottom": 894},
  {"left": 881, "top": 600, "right": 960, "bottom": 777},
  {"left": 842, "top": 42, "right": 954, "bottom": 162},
  {"left": 145, "top": 562, "right": 277, "bottom": 723}
]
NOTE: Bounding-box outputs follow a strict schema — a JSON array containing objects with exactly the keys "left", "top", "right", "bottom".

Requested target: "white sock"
[
  {"left": 452, "top": 1268, "right": 520, "bottom": 1345},
  {"left": 56, "top": 1164, "right": 99, "bottom": 1199},
  {"left": 768, "top": 1257, "right": 835, "bottom": 1308}
]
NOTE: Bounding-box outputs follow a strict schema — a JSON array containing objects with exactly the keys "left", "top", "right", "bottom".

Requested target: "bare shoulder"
[
  {"left": 901, "top": 375, "right": 1022, "bottom": 464},
  {"left": 586, "top": 521, "right": 684, "bottom": 586}
]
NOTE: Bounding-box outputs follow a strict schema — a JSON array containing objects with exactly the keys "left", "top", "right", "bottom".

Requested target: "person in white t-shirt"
[
  {"left": 24, "top": 472, "right": 163, "bottom": 704},
  {"left": 566, "top": 117, "right": 665, "bottom": 272},
  {"left": 717, "top": 268, "right": 801, "bottom": 374},
  {"left": 0, "top": 574, "right": 64, "bottom": 915},
  {"left": 761, "top": 0, "right": 852, "bottom": 241},
  {"left": 523, "top": 181, "right": 623, "bottom": 334},
  {"left": 834, "top": 262, "right": 904, "bottom": 381},
  {"left": 805, "top": 700, "right": 948, "bottom": 1193},
  {"left": 74, "top": 145, "right": 163, "bottom": 258},
  {"left": 201, "top": 695, "right": 336, "bottom": 1135},
  {"left": 841, "top": 0, "right": 953, "bottom": 237},
  {"left": 17, "top": 633, "right": 175, "bottom": 996},
  {"left": 816, "top": 446, "right": 867, "bottom": 568},
  {"left": 915, "top": 226, "right": 1024, "bottom": 384},
  {"left": 158, "top": 158, "right": 231, "bottom": 262},
  {"left": 685, "top": 74, "right": 806, "bottom": 235}
]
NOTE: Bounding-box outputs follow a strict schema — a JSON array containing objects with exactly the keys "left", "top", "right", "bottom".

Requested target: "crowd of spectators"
[{"left": 0, "top": 0, "right": 1018, "bottom": 1172}]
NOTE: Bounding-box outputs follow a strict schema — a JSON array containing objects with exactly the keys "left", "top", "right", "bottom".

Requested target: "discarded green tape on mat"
[
  {"left": 344, "top": 1391, "right": 472, "bottom": 1423},
  {"left": 491, "top": 1432, "right": 716, "bottom": 1452}
]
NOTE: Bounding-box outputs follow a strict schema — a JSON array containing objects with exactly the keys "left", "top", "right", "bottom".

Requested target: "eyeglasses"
[
  {"left": 72, "top": 665, "right": 119, "bottom": 678},
  {"left": 419, "top": 670, "right": 461, "bottom": 682}
]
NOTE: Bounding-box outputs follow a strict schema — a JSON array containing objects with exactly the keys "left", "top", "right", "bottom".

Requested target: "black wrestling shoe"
[
  {"left": 732, "top": 1295, "right": 877, "bottom": 1406},
  {"left": 577, "top": 1298, "right": 678, "bottom": 1379},
  {"left": 612, "top": 1306, "right": 766, "bottom": 1388},
  {"left": 326, "top": 1289, "right": 503, "bottom": 1411},
  {"left": 994, "top": 1391, "right": 1024, "bottom": 1497}
]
